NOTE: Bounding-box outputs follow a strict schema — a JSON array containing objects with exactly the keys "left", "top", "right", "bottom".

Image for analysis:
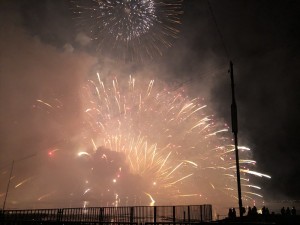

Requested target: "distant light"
[
  {"left": 113, "top": 179, "right": 117, "bottom": 183},
  {"left": 48, "top": 148, "right": 59, "bottom": 157}
]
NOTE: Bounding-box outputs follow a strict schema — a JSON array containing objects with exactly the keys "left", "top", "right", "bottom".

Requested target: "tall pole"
[
  {"left": 229, "top": 61, "right": 243, "bottom": 216},
  {"left": 1, "top": 154, "right": 37, "bottom": 211},
  {"left": 3, "top": 160, "right": 14, "bottom": 211}
]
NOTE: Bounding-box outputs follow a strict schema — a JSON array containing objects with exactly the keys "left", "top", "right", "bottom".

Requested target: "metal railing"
[{"left": 0, "top": 205, "right": 212, "bottom": 224}]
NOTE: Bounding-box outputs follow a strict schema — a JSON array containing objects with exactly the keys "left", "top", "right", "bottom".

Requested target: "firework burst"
[
  {"left": 80, "top": 73, "right": 270, "bottom": 206},
  {"left": 71, "top": 0, "right": 183, "bottom": 61},
  {"left": 0, "top": 73, "right": 270, "bottom": 210}
]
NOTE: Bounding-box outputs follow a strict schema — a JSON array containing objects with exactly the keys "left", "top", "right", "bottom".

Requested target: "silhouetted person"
[
  {"left": 252, "top": 206, "right": 258, "bottom": 215},
  {"left": 286, "top": 207, "right": 291, "bottom": 216},
  {"left": 241, "top": 206, "right": 246, "bottom": 216},
  {"left": 291, "top": 206, "right": 296, "bottom": 216},
  {"left": 247, "top": 206, "right": 252, "bottom": 216},
  {"left": 232, "top": 208, "right": 236, "bottom": 219},
  {"left": 228, "top": 208, "right": 233, "bottom": 219},
  {"left": 281, "top": 207, "right": 286, "bottom": 216},
  {"left": 228, "top": 208, "right": 232, "bottom": 219},
  {"left": 266, "top": 207, "right": 270, "bottom": 215},
  {"left": 262, "top": 206, "right": 266, "bottom": 215}
]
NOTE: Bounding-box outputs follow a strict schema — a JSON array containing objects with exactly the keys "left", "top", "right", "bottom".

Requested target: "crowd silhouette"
[
  {"left": 281, "top": 206, "right": 296, "bottom": 216},
  {"left": 227, "top": 205, "right": 297, "bottom": 220}
]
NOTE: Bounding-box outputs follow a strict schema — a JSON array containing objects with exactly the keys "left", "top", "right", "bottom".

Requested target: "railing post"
[
  {"left": 209, "top": 205, "right": 213, "bottom": 222},
  {"left": 99, "top": 207, "right": 104, "bottom": 222},
  {"left": 200, "top": 205, "right": 203, "bottom": 222},
  {"left": 188, "top": 206, "right": 190, "bottom": 223},
  {"left": 172, "top": 206, "right": 175, "bottom": 225},
  {"left": 153, "top": 206, "right": 157, "bottom": 225},
  {"left": 57, "top": 209, "right": 63, "bottom": 222},
  {"left": 130, "top": 207, "right": 134, "bottom": 224}
]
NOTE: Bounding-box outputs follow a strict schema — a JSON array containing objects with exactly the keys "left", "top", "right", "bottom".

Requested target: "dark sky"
[{"left": 0, "top": 0, "right": 300, "bottom": 209}]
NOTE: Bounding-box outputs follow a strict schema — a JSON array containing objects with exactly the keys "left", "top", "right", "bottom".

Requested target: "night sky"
[{"left": 0, "top": 0, "right": 299, "bottom": 210}]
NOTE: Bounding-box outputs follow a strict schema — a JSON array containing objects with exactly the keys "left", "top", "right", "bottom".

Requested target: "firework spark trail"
[
  {"left": 15, "top": 176, "right": 34, "bottom": 188},
  {"left": 38, "top": 191, "right": 55, "bottom": 201},
  {"left": 81, "top": 74, "right": 270, "bottom": 205},
  {"left": 71, "top": 0, "right": 183, "bottom": 60},
  {"left": 145, "top": 192, "right": 155, "bottom": 206}
]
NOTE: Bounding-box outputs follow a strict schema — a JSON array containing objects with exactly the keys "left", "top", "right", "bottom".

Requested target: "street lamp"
[
  {"left": 2, "top": 153, "right": 37, "bottom": 210},
  {"left": 229, "top": 61, "right": 243, "bottom": 217}
]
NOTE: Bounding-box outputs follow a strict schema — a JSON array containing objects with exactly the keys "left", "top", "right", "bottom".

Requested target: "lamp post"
[
  {"left": 2, "top": 153, "right": 37, "bottom": 210},
  {"left": 2, "top": 160, "right": 14, "bottom": 211},
  {"left": 229, "top": 61, "right": 243, "bottom": 216}
]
